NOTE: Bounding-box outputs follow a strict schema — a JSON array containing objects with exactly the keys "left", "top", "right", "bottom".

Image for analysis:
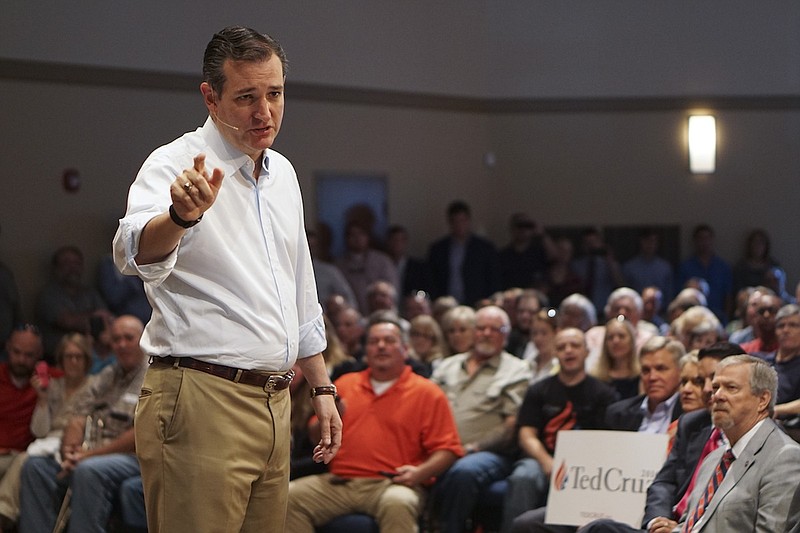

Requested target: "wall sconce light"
[{"left": 688, "top": 115, "right": 716, "bottom": 174}]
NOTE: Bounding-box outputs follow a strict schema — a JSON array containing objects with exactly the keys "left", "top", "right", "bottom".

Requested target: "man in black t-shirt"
[{"left": 501, "top": 328, "right": 618, "bottom": 531}]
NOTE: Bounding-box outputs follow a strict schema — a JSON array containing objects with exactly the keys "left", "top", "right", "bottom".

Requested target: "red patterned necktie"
[
  {"left": 673, "top": 427, "right": 723, "bottom": 519},
  {"left": 682, "top": 448, "right": 735, "bottom": 532}
]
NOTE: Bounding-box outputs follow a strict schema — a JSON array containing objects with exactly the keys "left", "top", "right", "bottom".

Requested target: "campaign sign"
[{"left": 545, "top": 430, "right": 669, "bottom": 528}]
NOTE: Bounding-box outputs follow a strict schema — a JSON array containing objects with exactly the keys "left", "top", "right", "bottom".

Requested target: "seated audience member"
[
  {"left": 725, "top": 286, "right": 754, "bottom": 338},
  {"left": 407, "top": 314, "right": 448, "bottom": 375},
  {"left": 732, "top": 228, "right": 779, "bottom": 296},
  {"left": 740, "top": 290, "right": 783, "bottom": 355},
  {"left": 677, "top": 224, "right": 733, "bottom": 323},
  {"left": 291, "top": 318, "right": 354, "bottom": 480},
  {"left": 522, "top": 309, "right": 559, "bottom": 383},
  {"left": 430, "top": 306, "right": 532, "bottom": 533},
  {"left": 498, "top": 213, "right": 553, "bottom": 291},
  {"left": 285, "top": 314, "right": 463, "bottom": 531},
  {"left": 570, "top": 228, "right": 625, "bottom": 318},
  {"left": 604, "top": 337, "right": 683, "bottom": 432},
  {"left": 96, "top": 253, "right": 151, "bottom": 325},
  {"left": 432, "top": 295, "right": 459, "bottom": 326},
  {"left": 590, "top": 318, "right": 641, "bottom": 400},
  {"left": 332, "top": 306, "right": 366, "bottom": 361},
  {"left": 89, "top": 318, "right": 117, "bottom": 375},
  {"left": 506, "top": 290, "right": 547, "bottom": 358},
  {"left": 427, "top": 200, "right": 501, "bottom": 306},
  {"left": 574, "top": 342, "right": 746, "bottom": 533},
  {"left": 622, "top": 229, "right": 674, "bottom": 299},
  {"left": 402, "top": 290, "right": 432, "bottom": 321},
  {"left": 728, "top": 285, "right": 773, "bottom": 345},
  {"left": 0, "top": 325, "right": 43, "bottom": 531},
  {"left": 670, "top": 305, "right": 722, "bottom": 351},
  {"left": 0, "top": 333, "right": 93, "bottom": 529},
  {"left": 35, "top": 245, "right": 112, "bottom": 362},
  {"left": 675, "top": 355, "right": 800, "bottom": 531},
  {"left": 19, "top": 316, "right": 147, "bottom": 533},
  {"left": 665, "top": 287, "right": 707, "bottom": 325},
  {"left": 385, "top": 225, "right": 431, "bottom": 298},
  {"left": 556, "top": 293, "right": 597, "bottom": 332},
  {"left": 307, "top": 229, "right": 357, "bottom": 310},
  {"left": 641, "top": 286, "right": 669, "bottom": 335},
  {"left": 503, "top": 328, "right": 618, "bottom": 530},
  {"left": 365, "top": 281, "right": 410, "bottom": 335},
  {"left": 767, "top": 305, "right": 800, "bottom": 419},
  {"left": 336, "top": 221, "right": 398, "bottom": 315},
  {"left": 545, "top": 237, "right": 584, "bottom": 308},
  {"left": 585, "top": 288, "right": 658, "bottom": 371},
  {"left": 676, "top": 352, "right": 706, "bottom": 415},
  {"left": 440, "top": 305, "right": 477, "bottom": 355}
]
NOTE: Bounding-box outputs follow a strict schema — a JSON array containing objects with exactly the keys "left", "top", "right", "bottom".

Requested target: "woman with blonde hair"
[
  {"left": 408, "top": 314, "right": 448, "bottom": 374},
  {"left": 440, "top": 305, "right": 477, "bottom": 355},
  {"left": 591, "top": 317, "right": 641, "bottom": 399}
]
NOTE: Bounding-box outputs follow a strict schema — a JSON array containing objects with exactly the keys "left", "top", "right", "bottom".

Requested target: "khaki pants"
[
  {"left": 0, "top": 451, "right": 25, "bottom": 522},
  {"left": 286, "top": 473, "right": 425, "bottom": 533},
  {"left": 136, "top": 363, "right": 291, "bottom": 533}
]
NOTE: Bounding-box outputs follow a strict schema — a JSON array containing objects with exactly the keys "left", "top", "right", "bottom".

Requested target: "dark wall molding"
[{"left": 2, "top": 58, "right": 799, "bottom": 114}]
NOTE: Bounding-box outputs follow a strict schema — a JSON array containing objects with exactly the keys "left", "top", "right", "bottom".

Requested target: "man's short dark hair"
[
  {"left": 697, "top": 341, "right": 745, "bottom": 362},
  {"left": 446, "top": 201, "right": 471, "bottom": 219},
  {"left": 692, "top": 224, "right": 714, "bottom": 239},
  {"left": 203, "top": 26, "right": 288, "bottom": 95}
]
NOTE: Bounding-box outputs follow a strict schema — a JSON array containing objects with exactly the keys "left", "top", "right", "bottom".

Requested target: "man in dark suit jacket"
[
  {"left": 605, "top": 337, "right": 683, "bottom": 432},
  {"left": 427, "top": 201, "right": 500, "bottom": 306},
  {"left": 385, "top": 225, "right": 430, "bottom": 298}
]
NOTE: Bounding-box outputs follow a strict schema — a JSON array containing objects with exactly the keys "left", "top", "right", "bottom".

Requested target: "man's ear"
[{"left": 200, "top": 82, "right": 215, "bottom": 111}]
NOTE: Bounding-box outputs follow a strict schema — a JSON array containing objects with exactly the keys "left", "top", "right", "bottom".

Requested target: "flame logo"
[{"left": 554, "top": 460, "right": 569, "bottom": 491}]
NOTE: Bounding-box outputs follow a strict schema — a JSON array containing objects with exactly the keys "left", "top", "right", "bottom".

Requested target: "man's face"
[
  {"left": 201, "top": 55, "right": 284, "bottom": 160},
  {"left": 555, "top": 328, "right": 588, "bottom": 377},
  {"left": 776, "top": 313, "right": 800, "bottom": 354},
  {"left": 386, "top": 231, "right": 408, "bottom": 259},
  {"left": 335, "top": 309, "right": 364, "bottom": 346},
  {"left": 110, "top": 318, "right": 144, "bottom": 372},
  {"left": 364, "top": 323, "right": 407, "bottom": 377},
  {"left": 609, "top": 297, "right": 640, "bottom": 324},
  {"left": 55, "top": 250, "right": 83, "bottom": 288},
  {"left": 640, "top": 349, "right": 681, "bottom": 406},
  {"left": 679, "top": 361, "right": 706, "bottom": 413},
  {"left": 699, "top": 356, "right": 721, "bottom": 406},
  {"left": 6, "top": 330, "right": 42, "bottom": 379},
  {"left": 693, "top": 229, "right": 714, "bottom": 256},
  {"left": 345, "top": 225, "right": 370, "bottom": 253},
  {"left": 753, "top": 294, "right": 781, "bottom": 334},
  {"left": 472, "top": 310, "right": 508, "bottom": 359},
  {"left": 515, "top": 297, "right": 541, "bottom": 334},
  {"left": 711, "top": 363, "right": 769, "bottom": 437},
  {"left": 641, "top": 288, "right": 661, "bottom": 320},
  {"left": 367, "top": 284, "right": 395, "bottom": 312},
  {"left": 449, "top": 212, "right": 471, "bottom": 240}
]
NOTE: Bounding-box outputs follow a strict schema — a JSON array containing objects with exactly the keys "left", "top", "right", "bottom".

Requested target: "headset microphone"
[{"left": 214, "top": 113, "right": 240, "bottom": 131}]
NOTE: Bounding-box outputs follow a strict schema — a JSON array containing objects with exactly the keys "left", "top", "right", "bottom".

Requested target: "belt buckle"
[{"left": 264, "top": 375, "right": 279, "bottom": 393}]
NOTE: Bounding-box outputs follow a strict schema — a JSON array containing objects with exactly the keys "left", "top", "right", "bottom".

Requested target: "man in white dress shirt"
[{"left": 113, "top": 26, "right": 341, "bottom": 533}]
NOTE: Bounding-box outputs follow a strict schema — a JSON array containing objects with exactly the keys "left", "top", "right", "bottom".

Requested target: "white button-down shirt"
[{"left": 113, "top": 117, "right": 326, "bottom": 371}]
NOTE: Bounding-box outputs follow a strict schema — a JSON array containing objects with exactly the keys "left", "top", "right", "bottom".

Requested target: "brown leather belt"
[{"left": 151, "top": 356, "right": 294, "bottom": 392}]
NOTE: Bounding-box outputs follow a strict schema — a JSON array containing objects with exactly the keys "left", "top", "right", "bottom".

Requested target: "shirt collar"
[
  {"left": 201, "top": 117, "right": 270, "bottom": 182},
  {"left": 730, "top": 417, "right": 767, "bottom": 458},
  {"left": 639, "top": 391, "right": 679, "bottom": 415}
]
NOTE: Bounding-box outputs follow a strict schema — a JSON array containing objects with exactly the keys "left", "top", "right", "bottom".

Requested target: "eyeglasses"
[
  {"left": 475, "top": 324, "right": 509, "bottom": 335},
  {"left": 757, "top": 307, "right": 780, "bottom": 316}
]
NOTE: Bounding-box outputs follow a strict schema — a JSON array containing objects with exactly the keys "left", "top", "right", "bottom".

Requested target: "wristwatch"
[
  {"left": 169, "top": 205, "right": 203, "bottom": 228},
  {"left": 309, "top": 384, "right": 338, "bottom": 399}
]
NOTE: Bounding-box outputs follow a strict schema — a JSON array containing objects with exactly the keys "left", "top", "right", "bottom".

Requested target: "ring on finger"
[{"left": 183, "top": 182, "right": 193, "bottom": 193}]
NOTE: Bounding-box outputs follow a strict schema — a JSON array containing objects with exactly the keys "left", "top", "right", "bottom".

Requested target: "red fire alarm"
[{"left": 62, "top": 168, "right": 81, "bottom": 193}]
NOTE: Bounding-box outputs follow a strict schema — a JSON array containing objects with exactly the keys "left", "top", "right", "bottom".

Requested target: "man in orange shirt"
[{"left": 286, "top": 313, "right": 463, "bottom": 532}]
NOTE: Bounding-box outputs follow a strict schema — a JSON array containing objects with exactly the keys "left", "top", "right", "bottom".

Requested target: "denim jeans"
[
  {"left": 19, "top": 453, "right": 140, "bottom": 533},
  {"left": 434, "top": 451, "right": 514, "bottom": 533}
]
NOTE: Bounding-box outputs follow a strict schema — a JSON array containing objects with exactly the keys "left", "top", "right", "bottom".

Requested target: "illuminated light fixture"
[{"left": 688, "top": 115, "right": 716, "bottom": 174}]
